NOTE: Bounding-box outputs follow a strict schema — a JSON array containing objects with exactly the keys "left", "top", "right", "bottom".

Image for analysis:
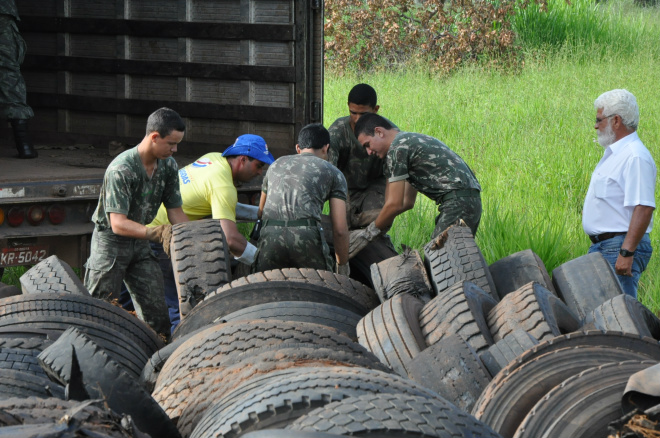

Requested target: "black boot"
[{"left": 10, "top": 119, "right": 37, "bottom": 159}]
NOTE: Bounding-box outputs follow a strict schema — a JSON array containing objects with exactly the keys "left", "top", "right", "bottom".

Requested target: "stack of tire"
[
  {"left": 354, "top": 222, "right": 660, "bottom": 438},
  {"left": 0, "top": 254, "right": 176, "bottom": 437}
]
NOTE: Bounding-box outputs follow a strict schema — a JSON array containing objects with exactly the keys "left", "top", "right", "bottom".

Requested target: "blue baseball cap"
[{"left": 222, "top": 134, "right": 275, "bottom": 165}]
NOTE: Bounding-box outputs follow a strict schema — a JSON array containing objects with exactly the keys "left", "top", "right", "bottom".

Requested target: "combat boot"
[{"left": 10, "top": 119, "right": 37, "bottom": 159}]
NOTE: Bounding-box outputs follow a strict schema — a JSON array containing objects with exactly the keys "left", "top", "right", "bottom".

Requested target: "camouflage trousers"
[
  {"left": 432, "top": 194, "right": 482, "bottom": 238},
  {"left": 84, "top": 229, "right": 170, "bottom": 336},
  {"left": 254, "top": 224, "right": 334, "bottom": 273},
  {"left": 347, "top": 176, "right": 386, "bottom": 229},
  {"left": 0, "top": 16, "right": 33, "bottom": 120}
]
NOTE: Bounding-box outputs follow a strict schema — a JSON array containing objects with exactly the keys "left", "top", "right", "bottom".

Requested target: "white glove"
[
  {"left": 235, "top": 203, "right": 259, "bottom": 221},
  {"left": 235, "top": 242, "right": 257, "bottom": 265},
  {"left": 336, "top": 263, "right": 350, "bottom": 276},
  {"left": 348, "top": 221, "right": 382, "bottom": 259}
]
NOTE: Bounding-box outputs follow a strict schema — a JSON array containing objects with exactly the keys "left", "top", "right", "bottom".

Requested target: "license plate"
[{"left": 1, "top": 246, "right": 49, "bottom": 267}]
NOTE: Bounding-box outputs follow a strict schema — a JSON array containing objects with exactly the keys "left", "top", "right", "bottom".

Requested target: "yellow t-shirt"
[{"left": 149, "top": 153, "right": 236, "bottom": 226}]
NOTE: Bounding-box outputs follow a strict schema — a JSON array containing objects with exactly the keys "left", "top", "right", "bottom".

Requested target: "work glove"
[
  {"left": 145, "top": 224, "right": 173, "bottom": 257},
  {"left": 235, "top": 242, "right": 258, "bottom": 265},
  {"left": 336, "top": 263, "right": 350, "bottom": 276},
  {"left": 236, "top": 203, "right": 259, "bottom": 221},
  {"left": 348, "top": 221, "right": 382, "bottom": 259}
]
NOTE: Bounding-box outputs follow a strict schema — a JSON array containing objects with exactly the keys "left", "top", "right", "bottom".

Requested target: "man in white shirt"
[{"left": 582, "top": 89, "right": 656, "bottom": 298}]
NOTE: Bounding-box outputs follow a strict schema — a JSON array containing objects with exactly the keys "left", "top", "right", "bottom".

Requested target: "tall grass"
[{"left": 324, "top": 0, "right": 660, "bottom": 311}]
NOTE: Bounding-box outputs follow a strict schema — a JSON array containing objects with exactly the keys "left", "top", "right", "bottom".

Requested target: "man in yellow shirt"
[{"left": 127, "top": 134, "right": 274, "bottom": 331}]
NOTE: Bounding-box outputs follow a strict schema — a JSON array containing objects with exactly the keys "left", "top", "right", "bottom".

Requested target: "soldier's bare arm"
[
  {"left": 374, "top": 180, "right": 417, "bottom": 231},
  {"left": 109, "top": 212, "right": 153, "bottom": 239},
  {"left": 329, "top": 198, "right": 349, "bottom": 266},
  {"left": 220, "top": 218, "right": 248, "bottom": 257},
  {"left": 166, "top": 207, "right": 189, "bottom": 225},
  {"left": 257, "top": 191, "right": 267, "bottom": 219}
]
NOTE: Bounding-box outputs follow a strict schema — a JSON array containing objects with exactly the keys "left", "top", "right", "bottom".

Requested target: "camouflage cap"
[{"left": 222, "top": 134, "right": 275, "bottom": 165}]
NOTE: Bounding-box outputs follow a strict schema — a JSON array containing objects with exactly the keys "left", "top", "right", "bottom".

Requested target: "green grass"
[{"left": 323, "top": 0, "right": 660, "bottom": 311}]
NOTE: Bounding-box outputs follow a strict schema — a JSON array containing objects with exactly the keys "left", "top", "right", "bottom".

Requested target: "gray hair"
[{"left": 594, "top": 89, "right": 639, "bottom": 130}]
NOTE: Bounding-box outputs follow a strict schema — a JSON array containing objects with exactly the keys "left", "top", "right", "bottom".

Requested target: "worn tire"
[
  {"left": 208, "top": 268, "right": 379, "bottom": 313},
  {"left": 189, "top": 366, "right": 442, "bottom": 438},
  {"left": 0, "top": 347, "right": 46, "bottom": 377},
  {"left": 287, "top": 393, "right": 503, "bottom": 437},
  {"left": 479, "top": 329, "right": 539, "bottom": 378},
  {"left": 220, "top": 301, "right": 362, "bottom": 340},
  {"left": 406, "top": 333, "right": 491, "bottom": 413},
  {"left": 19, "top": 255, "right": 87, "bottom": 295},
  {"left": 38, "top": 327, "right": 181, "bottom": 438},
  {"left": 419, "top": 280, "right": 497, "bottom": 354},
  {"left": 171, "top": 219, "right": 232, "bottom": 318},
  {"left": 551, "top": 252, "right": 623, "bottom": 322},
  {"left": 154, "top": 320, "right": 389, "bottom": 421},
  {"left": 0, "top": 369, "right": 64, "bottom": 400},
  {"left": 0, "top": 283, "right": 21, "bottom": 299},
  {"left": 0, "top": 292, "right": 163, "bottom": 357},
  {"left": 584, "top": 294, "right": 660, "bottom": 339},
  {"left": 473, "top": 346, "right": 653, "bottom": 438},
  {"left": 514, "top": 360, "right": 656, "bottom": 438},
  {"left": 423, "top": 224, "right": 497, "bottom": 299},
  {"left": 357, "top": 294, "right": 426, "bottom": 376},
  {"left": 487, "top": 282, "right": 580, "bottom": 343},
  {"left": 488, "top": 249, "right": 555, "bottom": 299},
  {"left": 173, "top": 280, "right": 369, "bottom": 339}
]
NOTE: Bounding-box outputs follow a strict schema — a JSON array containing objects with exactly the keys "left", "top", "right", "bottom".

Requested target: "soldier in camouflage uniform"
[
  {"left": 255, "top": 123, "right": 349, "bottom": 274},
  {"left": 84, "top": 108, "right": 189, "bottom": 337},
  {"left": 349, "top": 113, "right": 481, "bottom": 257},
  {"left": 0, "top": 0, "right": 37, "bottom": 158},
  {"left": 328, "top": 84, "right": 387, "bottom": 228}
]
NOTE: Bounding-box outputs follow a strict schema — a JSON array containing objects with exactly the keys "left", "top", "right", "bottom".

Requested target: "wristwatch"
[{"left": 619, "top": 248, "right": 635, "bottom": 257}]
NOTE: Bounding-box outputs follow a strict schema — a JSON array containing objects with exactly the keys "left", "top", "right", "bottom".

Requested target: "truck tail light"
[
  {"left": 7, "top": 207, "right": 24, "bottom": 227},
  {"left": 27, "top": 206, "right": 45, "bottom": 225},
  {"left": 48, "top": 205, "right": 66, "bottom": 224},
  {"left": 0, "top": 208, "right": 4, "bottom": 226}
]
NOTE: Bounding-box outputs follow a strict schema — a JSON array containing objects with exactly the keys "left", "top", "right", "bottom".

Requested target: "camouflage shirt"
[
  {"left": 261, "top": 153, "right": 347, "bottom": 222},
  {"left": 92, "top": 146, "right": 182, "bottom": 231},
  {"left": 0, "top": 0, "right": 19, "bottom": 20},
  {"left": 328, "top": 116, "right": 385, "bottom": 191},
  {"left": 387, "top": 132, "right": 481, "bottom": 204}
]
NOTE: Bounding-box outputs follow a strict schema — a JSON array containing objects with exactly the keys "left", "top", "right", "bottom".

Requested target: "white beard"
[{"left": 597, "top": 121, "right": 616, "bottom": 148}]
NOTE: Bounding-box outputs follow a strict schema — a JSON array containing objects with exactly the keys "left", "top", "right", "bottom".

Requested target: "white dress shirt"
[{"left": 582, "top": 131, "right": 656, "bottom": 236}]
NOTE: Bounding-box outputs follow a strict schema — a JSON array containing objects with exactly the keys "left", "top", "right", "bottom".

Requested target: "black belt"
[
  {"left": 589, "top": 232, "right": 626, "bottom": 244},
  {"left": 262, "top": 218, "right": 318, "bottom": 227},
  {"left": 440, "top": 189, "right": 480, "bottom": 203}
]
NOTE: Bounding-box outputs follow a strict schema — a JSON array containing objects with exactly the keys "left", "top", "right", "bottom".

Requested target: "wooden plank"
[
  {"left": 18, "top": 17, "right": 294, "bottom": 41},
  {"left": 21, "top": 55, "right": 295, "bottom": 82},
  {"left": 26, "top": 93, "right": 293, "bottom": 124}
]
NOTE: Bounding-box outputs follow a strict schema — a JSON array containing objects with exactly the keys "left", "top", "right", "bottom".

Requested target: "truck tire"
[
  {"left": 405, "top": 334, "right": 491, "bottom": 413},
  {"left": 0, "top": 317, "right": 148, "bottom": 380},
  {"left": 38, "top": 327, "right": 181, "bottom": 438},
  {"left": 513, "top": 360, "right": 656, "bottom": 438},
  {"left": 419, "top": 281, "right": 496, "bottom": 354},
  {"left": 0, "top": 293, "right": 163, "bottom": 357},
  {"left": 479, "top": 329, "right": 539, "bottom": 377},
  {"left": 0, "top": 283, "right": 21, "bottom": 299},
  {"left": 488, "top": 249, "right": 555, "bottom": 299},
  {"left": 19, "top": 255, "right": 87, "bottom": 296},
  {"left": 0, "top": 369, "right": 64, "bottom": 400},
  {"left": 189, "top": 366, "right": 442, "bottom": 438},
  {"left": 208, "top": 268, "right": 379, "bottom": 312},
  {"left": 357, "top": 294, "right": 426, "bottom": 376},
  {"left": 220, "top": 301, "right": 362, "bottom": 340},
  {"left": 171, "top": 219, "right": 232, "bottom": 319},
  {"left": 173, "top": 281, "right": 369, "bottom": 339},
  {"left": 243, "top": 432, "right": 338, "bottom": 438},
  {"left": 0, "top": 347, "right": 46, "bottom": 377},
  {"left": 487, "top": 282, "right": 580, "bottom": 343},
  {"left": 473, "top": 346, "right": 653, "bottom": 438},
  {"left": 287, "top": 393, "right": 503, "bottom": 438},
  {"left": 370, "top": 249, "right": 433, "bottom": 303},
  {"left": 551, "top": 252, "right": 623, "bottom": 322},
  {"left": 0, "top": 337, "right": 52, "bottom": 351},
  {"left": 584, "top": 294, "right": 660, "bottom": 339},
  {"left": 423, "top": 224, "right": 497, "bottom": 299}
]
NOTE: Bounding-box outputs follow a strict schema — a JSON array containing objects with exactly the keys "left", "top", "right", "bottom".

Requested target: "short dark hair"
[
  {"left": 354, "top": 113, "right": 394, "bottom": 137},
  {"left": 298, "top": 123, "right": 330, "bottom": 150},
  {"left": 348, "top": 84, "right": 377, "bottom": 108},
  {"left": 146, "top": 107, "right": 186, "bottom": 138}
]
